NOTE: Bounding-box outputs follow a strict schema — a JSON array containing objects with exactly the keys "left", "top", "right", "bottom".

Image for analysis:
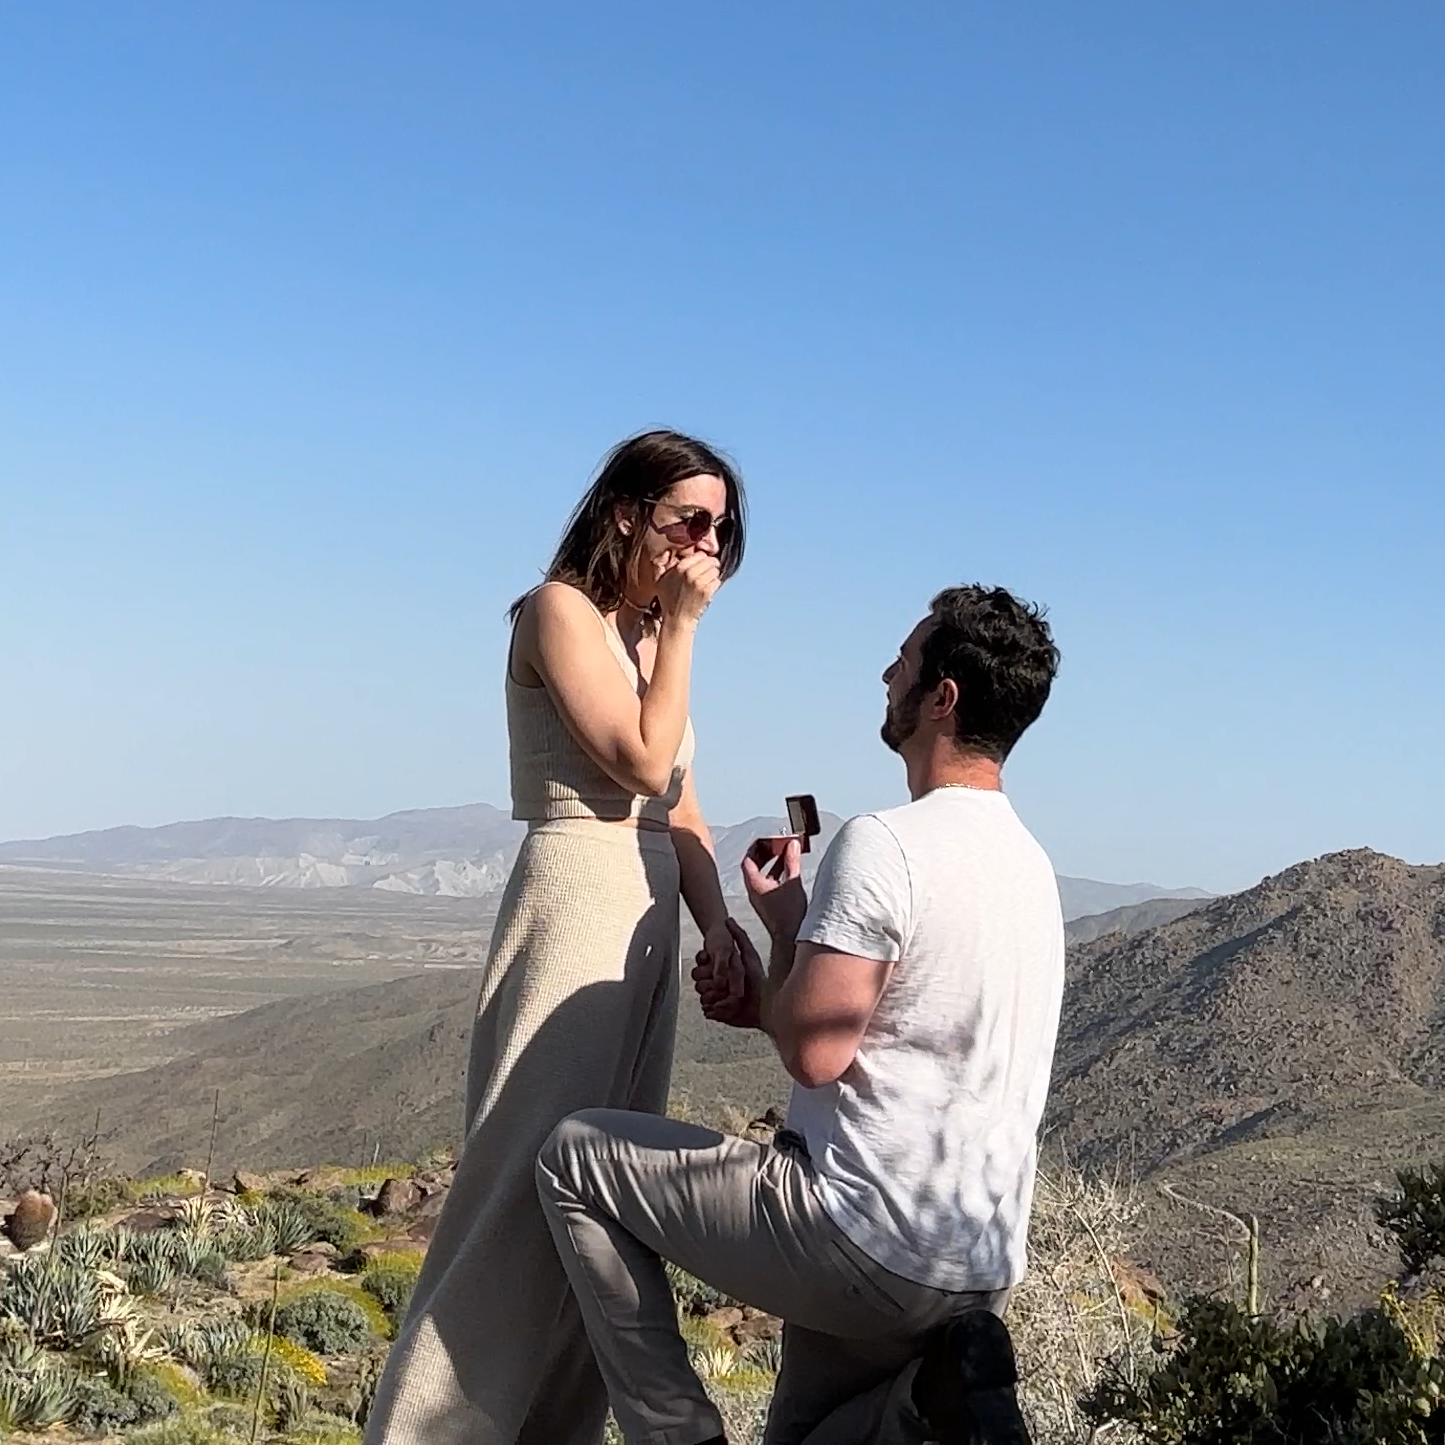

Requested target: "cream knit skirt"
[{"left": 365, "top": 818, "right": 681, "bottom": 1445}]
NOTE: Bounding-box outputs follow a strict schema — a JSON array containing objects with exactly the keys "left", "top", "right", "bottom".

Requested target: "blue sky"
[{"left": 2, "top": 3, "right": 1441, "bottom": 893}]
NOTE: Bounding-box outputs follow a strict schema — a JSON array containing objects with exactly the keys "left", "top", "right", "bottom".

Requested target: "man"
[{"left": 536, "top": 585, "right": 1065, "bottom": 1445}]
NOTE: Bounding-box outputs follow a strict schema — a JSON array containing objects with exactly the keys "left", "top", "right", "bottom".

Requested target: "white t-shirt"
[{"left": 786, "top": 786, "right": 1065, "bottom": 1292}]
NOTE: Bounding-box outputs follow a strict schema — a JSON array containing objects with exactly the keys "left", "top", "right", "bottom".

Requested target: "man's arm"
[
  {"left": 760, "top": 935, "right": 893, "bottom": 1088},
  {"left": 723, "top": 824, "right": 901, "bottom": 1088}
]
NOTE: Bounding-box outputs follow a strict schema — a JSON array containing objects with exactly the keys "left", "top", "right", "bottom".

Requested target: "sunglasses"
[{"left": 648, "top": 502, "right": 736, "bottom": 548}]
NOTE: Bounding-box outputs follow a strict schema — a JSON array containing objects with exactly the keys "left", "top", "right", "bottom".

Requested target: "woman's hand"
[
  {"left": 655, "top": 552, "right": 722, "bottom": 626},
  {"left": 692, "top": 918, "right": 764, "bottom": 1030}
]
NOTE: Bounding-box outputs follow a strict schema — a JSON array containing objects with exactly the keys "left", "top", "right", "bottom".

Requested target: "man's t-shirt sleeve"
[{"left": 797, "top": 814, "right": 911, "bottom": 963}]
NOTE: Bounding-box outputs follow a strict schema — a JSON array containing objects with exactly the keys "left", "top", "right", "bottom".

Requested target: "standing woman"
[{"left": 367, "top": 431, "right": 747, "bottom": 1445}]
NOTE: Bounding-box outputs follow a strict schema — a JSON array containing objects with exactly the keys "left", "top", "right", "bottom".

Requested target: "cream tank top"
[{"left": 506, "top": 596, "right": 695, "bottom": 828}]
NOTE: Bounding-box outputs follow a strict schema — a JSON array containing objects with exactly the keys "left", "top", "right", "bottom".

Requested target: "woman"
[{"left": 366, "top": 430, "right": 747, "bottom": 1445}]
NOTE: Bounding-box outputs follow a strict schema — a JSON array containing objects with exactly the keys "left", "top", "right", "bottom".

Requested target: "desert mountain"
[
  {"left": 1048, "top": 847, "right": 1445, "bottom": 1171},
  {"left": 0, "top": 804, "right": 1204, "bottom": 918}
]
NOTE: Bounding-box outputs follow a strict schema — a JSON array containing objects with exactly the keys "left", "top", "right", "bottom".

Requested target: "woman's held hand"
[{"left": 655, "top": 552, "right": 721, "bottom": 626}]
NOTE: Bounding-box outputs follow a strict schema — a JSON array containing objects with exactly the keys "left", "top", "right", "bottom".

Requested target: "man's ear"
[{"left": 932, "top": 678, "right": 960, "bottom": 720}]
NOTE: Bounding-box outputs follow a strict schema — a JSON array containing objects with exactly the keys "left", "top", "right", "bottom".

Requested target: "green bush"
[
  {"left": 360, "top": 1258, "right": 420, "bottom": 1324},
  {"left": 1379, "top": 1164, "right": 1445, "bottom": 1281},
  {"left": 274, "top": 1291, "right": 373, "bottom": 1356},
  {"left": 71, "top": 1373, "right": 142, "bottom": 1436},
  {"left": 1083, "top": 1295, "right": 1445, "bottom": 1444},
  {"left": 125, "top": 1369, "right": 184, "bottom": 1424}
]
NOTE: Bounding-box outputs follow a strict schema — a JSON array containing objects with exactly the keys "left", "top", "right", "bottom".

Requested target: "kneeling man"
[{"left": 536, "top": 585, "right": 1065, "bottom": 1445}]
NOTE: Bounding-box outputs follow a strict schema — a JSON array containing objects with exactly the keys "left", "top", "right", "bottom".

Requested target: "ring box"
[{"left": 747, "top": 794, "right": 821, "bottom": 864}]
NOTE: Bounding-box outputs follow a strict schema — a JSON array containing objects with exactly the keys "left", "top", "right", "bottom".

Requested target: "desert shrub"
[
  {"left": 274, "top": 1291, "right": 372, "bottom": 1356},
  {"left": 1006, "top": 1162, "right": 1157, "bottom": 1443},
  {"left": 264, "top": 1335, "right": 328, "bottom": 1388},
  {"left": 202, "top": 1343, "right": 264, "bottom": 1400},
  {"left": 1379, "top": 1163, "right": 1445, "bottom": 1282},
  {"left": 206, "top": 1401, "right": 255, "bottom": 1437},
  {"left": 359, "top": 1255, "right": 421, "bottom": 1324},
  {"left": 70, "top": 1372, "right": 142, "bottom": 1435},
  {"left": 1084, "top": 1294, "right": 1445, "bottom": 1444},
  {"left": 666, "top": 1262, "right": 739, "bottom": 1315},
  {"left": 128, "top": 1410, "right": 239, "bottom": 1445},
  {"left": 125, "top": 1368, "right": 185, "bottom": 1423}
]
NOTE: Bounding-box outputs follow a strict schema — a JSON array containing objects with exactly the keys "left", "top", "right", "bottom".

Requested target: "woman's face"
[{"left": 627, "top": 471, "right": 731, "bottom": 599}]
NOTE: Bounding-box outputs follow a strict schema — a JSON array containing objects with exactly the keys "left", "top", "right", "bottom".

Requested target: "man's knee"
[{"left": 536, "top": 1108, "right": 615, "bottom": 1199}]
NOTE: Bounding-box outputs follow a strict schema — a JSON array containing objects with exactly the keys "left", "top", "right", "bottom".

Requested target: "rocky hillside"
[
  {"left": 1049, "top": 848, "right": 1445, "bottom": 1171},
  {"left": 1046, "top": 848, "right": 1445, "bottom": 1310}
]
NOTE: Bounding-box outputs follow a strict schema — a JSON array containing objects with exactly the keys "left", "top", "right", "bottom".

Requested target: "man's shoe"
[{"left": 911, "top": 1310, "right": 1031, "bottom": 1445}]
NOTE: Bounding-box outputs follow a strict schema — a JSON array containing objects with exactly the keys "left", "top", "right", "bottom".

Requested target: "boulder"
[
  {"left": 705, "top": 1306, "right": 745, "bottom": 1332},
  {"left": 375, "top": 1179, "right": 423, "bottom": 1216},
  {"left": 232, "top": 1171, "right": 268, "bottom": 1195}
]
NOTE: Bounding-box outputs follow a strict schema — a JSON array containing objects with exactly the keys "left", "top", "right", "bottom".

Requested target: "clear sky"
[{"left": 2, "top": 3, "right": 1441, "bottom": 894}]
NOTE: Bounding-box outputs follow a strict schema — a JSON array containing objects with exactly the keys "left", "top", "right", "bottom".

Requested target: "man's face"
[{"left": 880, "top": 618, "right": 931, "bottom": 753}]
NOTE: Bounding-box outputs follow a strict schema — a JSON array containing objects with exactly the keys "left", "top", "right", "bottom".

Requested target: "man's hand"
[
  {"left": 691, "top": 918, "right": 764, "bottom": 1030},
  {"left": 742, "top": 837, "right": 809, "bottom": 942}
]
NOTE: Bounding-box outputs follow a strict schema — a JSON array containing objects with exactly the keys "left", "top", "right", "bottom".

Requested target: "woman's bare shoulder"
[{"left": 529, "top": 580, "right": 603, "bottom": 623}]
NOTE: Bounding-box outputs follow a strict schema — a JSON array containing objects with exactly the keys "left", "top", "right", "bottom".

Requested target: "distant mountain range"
[{"left": 0, "top": 803, "right": 1209, "bottom": 921}]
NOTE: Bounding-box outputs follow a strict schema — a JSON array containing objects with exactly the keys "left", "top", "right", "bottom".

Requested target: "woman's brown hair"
[{"left": 509, "top": 429, "right": 746, "bottom": 621}]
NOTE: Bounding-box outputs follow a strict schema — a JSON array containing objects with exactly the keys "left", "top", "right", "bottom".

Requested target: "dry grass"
[{"left": 1009, "top": 1161, "right": 1155, "bottom": 1443}]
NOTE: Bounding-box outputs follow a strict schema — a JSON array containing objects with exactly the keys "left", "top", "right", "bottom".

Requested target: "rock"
[
  {"left": 705, "top": 1306, "right": 745, "bottom": 1331},
  {"left": 177, "top": 1168, "right": 207, "bottom": 1187},
  {"left": 413, "top": 1189, "right": 450, "bottom": 1221},
  {"left": 117, "top": 1206, "right": 182, "bottom": 1234},
  {"left": 4, "top": 1190, "right": 56, "bottom": 1251},
  {"left": 288, "top": 1249, "right": 335, "bottom": 1275},
  {"left": 734, "top": 1313, "right": 782, "bottom": 1343},
  {"left": 375, "top": 1179, "right": 423, "bottom": 1216},
  {"left": 1111, "top": 1258, "right": 1168, "bottom": 1309},
  {"left": 743, "top": 1107, "right": 785, "bottom": 1144},
  {"left": 357, "top": 1239, "right": 427, "bottom": 1262},
  {"left": 232, "top": 1171, "right": 268, "bottom": 1195},
  {"left": 408, "top": 1216, "right": 441, "bottom": 1244}
]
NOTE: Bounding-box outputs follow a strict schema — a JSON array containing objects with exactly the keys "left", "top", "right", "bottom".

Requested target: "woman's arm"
[
  {"left": 522, "top": 568, "right": 715, "bottom": 797},
  {"left": 669, "top": 769, "right": 729, "bottom": 936}
]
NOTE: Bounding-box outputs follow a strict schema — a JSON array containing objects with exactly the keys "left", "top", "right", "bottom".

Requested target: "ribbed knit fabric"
[
  {"left": 365, "top": 820, "right": 682, "bottom": 1445},
  {"left": 364, "top": 600, "right": 691, "bottom": 1445},
  {"left": 507, "top": 609, "right": 695, "bottom": 827}
]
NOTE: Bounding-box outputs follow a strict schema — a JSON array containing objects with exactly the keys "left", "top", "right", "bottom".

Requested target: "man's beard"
[{"left": 880, "top": 682, "right": 925, "bottom": 753}]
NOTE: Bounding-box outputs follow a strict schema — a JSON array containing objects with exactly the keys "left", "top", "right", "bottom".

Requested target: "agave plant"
[
  {"left": 87, "top": 1287, "right": 171, "bottom": 1374},
  {"left": 256, "top": 1201, "right": 317, "bottom": 1256},
  {"left": 689, "top": 1343, "right": 739, "bottom": 1382},
  {"left": 127, "top": 1253, "right": 180, "bottom": 1299},
  {"left": 742, "top": 1335, "right": 783, "bottom": 1373},
  {"left": 176, "top": 1194, "right": 220, "bottom": 1239},
  {"left": 273, "top": 1377, "right": 312, "bottom": 1431},
  {"left": 54, "top": 1223, "right": 112, "bottom": 1271},
  {"left": 0, "top": 1256, "right": 104, "bottom": 1347},
  {"left": 0, "top": 1365, "right": 81, "bottom": 1429}
]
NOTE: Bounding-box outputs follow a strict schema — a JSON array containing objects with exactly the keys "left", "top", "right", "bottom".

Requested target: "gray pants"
[{"left": 536, "top": 1110, "right": 1007, "bottom": 1445}]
